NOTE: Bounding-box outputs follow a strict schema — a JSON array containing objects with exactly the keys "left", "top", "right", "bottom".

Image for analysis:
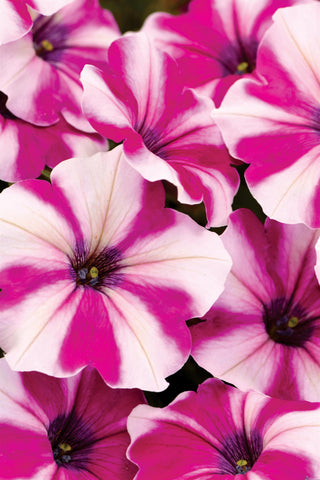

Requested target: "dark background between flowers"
[{"left": 0, "top": 0, "right": 265, "bottom": 407}]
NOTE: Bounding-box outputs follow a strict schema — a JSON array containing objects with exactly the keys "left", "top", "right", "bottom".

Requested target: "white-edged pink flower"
[
  {"left": 0, "top": 358, "right": 144, "bottom": 479},
  {"left": 191, "top": 208, "right": 320, "bottom": 401},
  {"left": 0, "top": 0, "right": 74, "bottom": 45},
  {"left": 1, "top": 0, "right": 120, "bottom": 132},
  {"left": 214, "top": 2, "right": 320, "bottom": 227},
  {"left": 142, "top": 0, "right": 310, "bottom": 106},
  {"left": 127, "top": 378, "right": 320, "bottom": 479},
  {"left": 0, "top": 0, "right": 119, "bottom": 181},
  {"left": 0, "top": 146, "right": 231, "bottom": 391},
  {"left": 81, "top": 32, "right": 239, "bottom": 227}
]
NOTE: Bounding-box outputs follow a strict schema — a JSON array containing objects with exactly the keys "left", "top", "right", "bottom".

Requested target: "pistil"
[
  {"left": 53, "top": 442, "right": 72, "bottom": 466},
  {"left": 236, "top": 459, "right": 251, "bottom": 474},
  {"left": 72, "top": 244, "right": 123, "bottom": 291},
  {"left": 35, "top": 39, "right": 54, "bottom": 57},
  {"left": 236, "top": 61, "right": 249, "bottom": 74},
  {"left": 263, "top": 297, "right": 313, "bottom": 347}
]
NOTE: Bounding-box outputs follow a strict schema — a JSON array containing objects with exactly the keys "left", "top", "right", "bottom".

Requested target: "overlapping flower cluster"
[{"left": 1, "top": 0, "right": 320, "bottom": 478}]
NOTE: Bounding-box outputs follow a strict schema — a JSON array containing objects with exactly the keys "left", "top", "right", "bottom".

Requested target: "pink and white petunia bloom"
[
  {"left": 0, "top": 357, "right": 144, "bottom": 479},
  {"left": 0, "top": 0, "right": 120, "bottom": 132},
  {"left": 0, "top": 0, "right": 119, "bottom": 181},
  {"left": 0, "top": 145, "right": 231, "bottom": 391},
  {"left": 0, "top": 92, "right": 107, "bottom": 181},
  {"left": 0, "top": 0, "right": 74, "bottom": 45},
  {"left": 81, "top": 32, "right": 239, "bottom": 227},
  {"left": 214, "top": 3, "right": 320, "bottom": 227},
  {"left": 191, "top": 208, "right": 320, "bottom": 402},
  {"left": 142, "top": 0, "right": 310, "bottom": 106},
  {"left": 127, "top": 377, "right": 320, "bottom": 479}
]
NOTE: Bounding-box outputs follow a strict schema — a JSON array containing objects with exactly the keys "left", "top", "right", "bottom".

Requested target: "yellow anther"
[
  {"left": 41, "top": 40, "right": 54, "bottom": 51},
  {"left": 288, "top": 316, "right": 299, "bottom": 328},
  {"left": 89, "top": 266, "right": 99, "bottom": 279},
  {"left": 236, "top": 459, "right": 248, "bottom": 467},
  {"left": 237, "top": 61, "right": 249, "bottom": 73},
  {"left": 58, "top": 443, "right": 72, "bottom": 453}
]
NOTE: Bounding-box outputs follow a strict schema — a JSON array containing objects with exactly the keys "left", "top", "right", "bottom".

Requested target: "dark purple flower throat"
[
  {"left": 263, "top": 297, "right": 314, "bottom": 347},
  {"left": 48, "top": 412, "right": 94, "bottom": 470}
]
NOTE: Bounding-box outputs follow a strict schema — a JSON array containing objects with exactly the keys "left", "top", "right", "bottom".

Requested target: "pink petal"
[
  {"left": 27, "top": 0, "right": 75, "bottom": 15},
  {"left": 0, "top": 425, "right": 53, "bottom": 478},
  {"left": 0, "top": 0, "right": 32, "bottom": 45},
  {"left": 1, "top": 35, "right": 60, "bottom": 126},
  {"left": 0, "top": 111, "right": 107, "bottom": 182}
]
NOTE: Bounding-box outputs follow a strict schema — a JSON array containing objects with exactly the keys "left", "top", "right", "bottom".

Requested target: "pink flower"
[
  {"left": 81, "top": 32, "right": 239, "bottom": 227},
  {"left": 214, "top": 3, "right": 320, "bottom": 227},
  {"left": 0, "top": 146, "right": 231, "bottom": 391},
  {"left": 127, "top": 378, "right": 320, "bottom": 479},
  {"left": 191, "top": 208, "right": 320, "bottom": 401},
  {"left": 0, "top": 93, "right": 107, "bottom": 181},
  {"left": 0, "top": 0, "right": 120, "bottom": 131},
  {"left": 0, "top": 358, "right": 144, "bottom": 479},
  {"left": 142, "top": 0, "right": 309, "bottom": 106},
  {"left": 0, "top": 0, "right": 74, "bottom": 45},
  {"left": 0, "top": 0, "right": 119, "bottom": 181}
]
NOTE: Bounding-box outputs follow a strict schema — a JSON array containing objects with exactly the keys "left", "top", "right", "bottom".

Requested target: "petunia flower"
[
  {"left": 0, "top": 0, "right": 119, "bottom": 181},
  {"left": 0, "top": 0, "right": 74, "bottom": 45},
  {"left": 127, "top": 377, "right": 320, "bottom": 479},
  {"left": 142, "top": 0, "right": 310, "bottom": 106},
  {"left": 214, "top": 3, "right": 320, "bottom": 227},
  {"left": 1, "top": 0, "right": 120, "bottom": 131},
  {"left": 81, "top": 32, "right": 239, "bottom": 227},
  {"left": 0, "top": 92, "right": 107, "bottom": 181},
  {"left": 190, "top": 208, "right": 320, "bottom": 401},
  {"left": 0, "top": 357, "right": 144, "bottom": 479},
  {"left": 0, "top": 145, "right": 231, "bottom": 391}
]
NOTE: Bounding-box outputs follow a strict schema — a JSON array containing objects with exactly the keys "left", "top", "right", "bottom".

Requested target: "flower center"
[
  {"left": 76, "top": 266, "right": 100, "bottom": 287},
  {"left": 35, "top": 39, "right": 54, "bottom": 57},
  {"left": 32, "top": 14, "right": 67, "bottom": 62},
  {"left": 220, "top": 39, "right": 257, "bottom": 77},
  {"left": 48, "top": 413, "right": 93, "bottom": 470},
  {"left": 263, "top": 297, "right": 313, "bottom": 347},
  {"left": 72, "top": 244, "right": 122, "bottom": 291},
  {"left": 236, "top": 459, "right": 250, "bottom": 474},
  {"left": 53, "top": 442, "right": 72, "bottom": 466},
  {"left": 218, "top": 430, "right": 262, "bottom": 475},
  {"left": 236, "top": 61, "right": 249, "bottom": 74}
]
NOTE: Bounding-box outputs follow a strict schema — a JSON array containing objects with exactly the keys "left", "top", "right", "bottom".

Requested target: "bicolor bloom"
[
  {"left": 127, "top": 378, "right": 320, "bottom": 479},
  {"left": 1, "top": 0, "right": 120, "bottom": 131},
  {"left": 214, "top": 3, "right": 320, "bottom": 227},
  {"left": 81, "top": 32, "right": 239, "bottom": 227},
  {"left": 0, "top": 146, "right": 231, "bottom": 391},
  {"left": 0, "top": 0, "right": 119, "bottom": 181},
  {"left": 142, "top": 0, "right": 310, "bottom": 106},
  {"left": 1, "top": 0, "right": 74, "bottom": 45},
  {"left": 0, "top": 358, "right": 144, "bottom": 479},
  {"left": 191, "top": 208, "right": 320, "bottom": 401},
  {"left": 0, "top": 92, "right": 107, "bottom": 181}
]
